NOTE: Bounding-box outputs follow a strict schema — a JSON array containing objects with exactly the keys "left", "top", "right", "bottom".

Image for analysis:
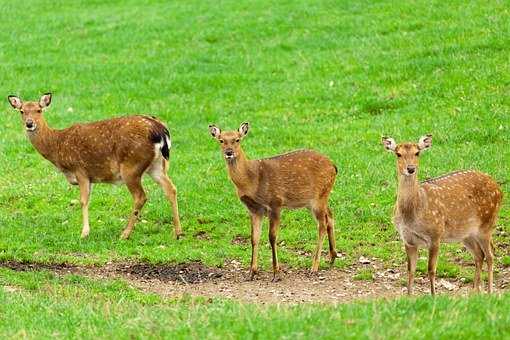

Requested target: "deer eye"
[
  {"left": 37, "top": 109, "right": 42, "bottom": 113},
  {"left": 396, "top": 152, "right": 402, "bottom": 157},
  {"left": 235, "top": 139, "right": 240, "bottom": 143},
  {"left": 20, "top": 110, "right": 24, "bottom": 114},
  {"left": 219, "top": 139, "right": 224, "bottom": 144},
  {"left": 415, "top": 152, "right": 420, "bottom": 156}
]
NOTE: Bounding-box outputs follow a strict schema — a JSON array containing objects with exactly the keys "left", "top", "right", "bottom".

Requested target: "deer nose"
[
  {"left": 26, "top": 119, "right": 34, "bottom": 128},
  {"left": 407, "top": 165, "right": 416, "bottom": 174},
  {"left": 225, "top": 149, "right": 234, "bottom": 157}
]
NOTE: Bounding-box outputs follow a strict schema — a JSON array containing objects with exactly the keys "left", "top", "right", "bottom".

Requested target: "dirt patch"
[
  {"left": 116, "top": 262, "right": 223, "bottom": 284},
  {"left": 231, "top": 234, "right": 249, "bottom": 245},
  {"left": 0, "top": 260, "right": 78, "bottom": 273},
  {"left": 193, "top": 231, "right": 211, "bottom": 240},
  {"left": 125, "top": 262, "right": 509, "bottom": 304},
  {"left": 1, "top": 259, "right": 509, "bottom": 304}
]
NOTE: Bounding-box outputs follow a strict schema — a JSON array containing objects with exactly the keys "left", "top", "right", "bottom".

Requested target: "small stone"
[
  {"left": 439, "top": 279, "right": 456, "bottom": 291},
  {"left": 358, "top": 256, "right": 371, "bottom": 264}
]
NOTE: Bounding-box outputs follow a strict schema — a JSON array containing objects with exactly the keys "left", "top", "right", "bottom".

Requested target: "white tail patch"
[{"left": 165, "top": 134, "right": 171, "bottom": 150}]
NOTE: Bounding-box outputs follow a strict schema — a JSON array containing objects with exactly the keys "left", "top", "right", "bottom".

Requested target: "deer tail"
[{"left": 147, "top": 116, "right": 171, "bottom": 160}]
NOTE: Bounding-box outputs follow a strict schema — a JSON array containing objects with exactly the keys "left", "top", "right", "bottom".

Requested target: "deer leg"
[
  {"left": 428, "top": 241, "right": 440, "bottom": 295},
  {"left": 326, "top": 207, "right": 337, "bottom": 266},
  {"left": 311, "top": 208, "right": 327, "bottom": 272},
  {"left": 405, "top": 244, "right": 418, "bottom": 295},
  {"left": 463, "top": 238, "right": 484, "bottom": 292},
  {"left": 121, "top": 172, "right": 147, "bottom": 240},
  {"left": 478, "top": 236, "right": 494, "bottom": 293},
  {"left": 268, "top": 210, "right": 281, "bottom": 282},
  {"left": 77, "top": 177, "right": 91, "bottom": 239},
  {"left": 151, "top": 172, "right": 182, "bottom": 239},
  {"left": 249, "top": 211, "right": 263, "bottom": 280}
]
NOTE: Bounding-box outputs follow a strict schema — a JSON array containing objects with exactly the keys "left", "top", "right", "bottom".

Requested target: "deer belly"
[
  {"left": 443, "top": 217, "right": 481, "bottom": 242},
  {"left": 62, "top": 171, "right": 78, "bottom": 185},
  {"left": 92, "top": 173, "right": 124, "bottom": 185}
]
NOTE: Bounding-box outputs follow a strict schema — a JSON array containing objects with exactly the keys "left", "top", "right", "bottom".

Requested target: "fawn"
[
  {"left": 209, "top": 122, "right": 338, "bottom": 281},
  {"left": 7, "top": 93, "right": 182, "bottom": 240},
  {"left": 382, "top": 135, "right": 502, "bottom": 294}
]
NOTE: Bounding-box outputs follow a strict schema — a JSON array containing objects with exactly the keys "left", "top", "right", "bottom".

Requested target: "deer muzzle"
[
  {"left": 224, "top": 148, "right": 235, "bottom": 160},
  {"left": 405, "top": 165, "right": 416, "bottom": 175},
  {"left": 25, "top": 119, "right": 36, "bottom": 132}
]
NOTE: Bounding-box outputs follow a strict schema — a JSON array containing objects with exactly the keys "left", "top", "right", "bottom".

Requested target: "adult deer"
[
  {"left": 209, "top": 122, "right": 338, "bottom": 281},
  {"left": 7, "top": 93, "right": 182, "bottom": 240},
  {"left": 382, "top": 135, "right": 502, "bottom": 294}
]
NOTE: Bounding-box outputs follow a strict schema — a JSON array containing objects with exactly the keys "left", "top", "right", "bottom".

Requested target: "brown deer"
[
  {"left": 7, "top": 93, "right": 182, "bottom": 240},
  {"left": 209, "top": 122, "right": 338, "bottom": 281},
  {"left": 382, "top": 135, "right": 502, "bottom": 295}
]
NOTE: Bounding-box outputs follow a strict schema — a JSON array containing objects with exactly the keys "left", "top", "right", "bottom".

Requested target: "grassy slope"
[
  {"left": 1, "top": 268, "right": 510, "bottom": 339},
  {"left": 1, "top": 0, "right": 508, "bottom": 276}
]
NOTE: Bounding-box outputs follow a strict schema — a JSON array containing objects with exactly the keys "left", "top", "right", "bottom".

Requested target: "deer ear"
[
  {"left": 208, "top": 124, "right": 221, "bottom": 139},
  {"left": 381, "top": 136, "right": 397, "bottom": 152},
  {"left": 39, "top": 93, "right": 52, "bottom": 108},
  {"left": 418, "top": 134, "right": 432, "bottom": 151},
  {"left": 239, "top": 122, "right": 249, "bottom": 138},
  {"left": 7, "top": 95, "right": 22, "bottom": 110}
]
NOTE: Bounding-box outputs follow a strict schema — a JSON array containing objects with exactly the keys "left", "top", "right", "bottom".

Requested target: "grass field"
[{"left": 1, "top": 0, "right": 510, "bottom": 338}]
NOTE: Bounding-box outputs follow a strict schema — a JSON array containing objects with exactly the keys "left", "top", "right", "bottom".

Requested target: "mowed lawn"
[{"left": 0, "top": 0, "right": 509, "bottom": 337}]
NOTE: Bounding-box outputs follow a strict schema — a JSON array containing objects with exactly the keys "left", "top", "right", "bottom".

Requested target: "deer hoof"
[
  {"left": 329, "top": 255, "right": 337, "bottom": 267},
  {"left": 271, "top": 272, "right": 282, "bottom": 283},
  {"left": 248, "top": 270, "right": 258, "bottom": 281}
]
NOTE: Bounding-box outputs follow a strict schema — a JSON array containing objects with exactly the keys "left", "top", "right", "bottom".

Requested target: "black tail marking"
[
  {"left": 147, "top": 116, "right": 171, "bottom": 160},
  {"left": 161, "top": 132, "right": 170, "bottom": 160}
]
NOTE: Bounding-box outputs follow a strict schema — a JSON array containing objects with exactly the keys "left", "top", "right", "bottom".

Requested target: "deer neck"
[
  {"left": 396, "top": 174, "right": 422, "bottom": 219},
  {"left": 226, "top": 148, "right": 258, "bottom": 193},
  {"left": 27, "top": 119, "right": 61, "bottom": 165}
]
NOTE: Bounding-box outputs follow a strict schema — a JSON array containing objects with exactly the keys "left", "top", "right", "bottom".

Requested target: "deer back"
[
  {"left": 421, "top": 171, "right": 502, "bottom": 235},
  {"left": 33, "top": 115, "right": 169, "bottom": 183},
  {"left": 253, "top": 150, "right": 337, "bottom": 206}
]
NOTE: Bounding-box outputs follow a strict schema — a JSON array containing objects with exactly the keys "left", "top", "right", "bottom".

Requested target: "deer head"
[
  {"left": 382, "top": 134, "right": 432, "bottom": 176},
  {"left": 7, "top": 93, "right": 52, "bottom": 133},
  {"left": 209, "top": 122, "right": 249, "bottom": 163}
]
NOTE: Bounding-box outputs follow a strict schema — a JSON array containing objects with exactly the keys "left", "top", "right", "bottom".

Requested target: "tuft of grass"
[{"left": 354, "top": 268, "right": 375, "bottom": 281}]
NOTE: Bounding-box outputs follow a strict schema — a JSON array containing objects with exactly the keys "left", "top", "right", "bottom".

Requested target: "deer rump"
[{"left": 51, "top": 115, "right": 171, "bottom": 184}]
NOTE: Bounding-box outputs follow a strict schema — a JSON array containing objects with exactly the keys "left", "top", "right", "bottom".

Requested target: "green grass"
[
  {"left": 354, "top": 268, "right": 375, "bottom": 282},
  {"left": 0, "top": 0, "right": 509, "bottom": 337},
  {"left": 1, "top": 268, "right": 510, "bottom": 339},
  {"left": 0, "top": 0, "right": 508, "bottom": 271}
]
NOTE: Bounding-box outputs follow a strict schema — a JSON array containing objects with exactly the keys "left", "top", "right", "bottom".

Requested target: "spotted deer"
[
  {"left": 7, "top": 93, "right": 182, "bottom": 240},
  {"left": 209, "top": 122, "right": 338, "bottom": 281},
  {"left": 382, "top": 135, "right": 502, "bottom": 295}
]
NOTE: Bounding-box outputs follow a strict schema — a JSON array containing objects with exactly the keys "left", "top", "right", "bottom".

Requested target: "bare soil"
[{"left": 2, "top": 259, "right": 509, "bottom": 304}]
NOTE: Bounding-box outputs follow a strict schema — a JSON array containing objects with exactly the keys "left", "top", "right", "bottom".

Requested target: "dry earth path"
[{"left": 2, "top": 259, "right": 509, "bottom": 304}]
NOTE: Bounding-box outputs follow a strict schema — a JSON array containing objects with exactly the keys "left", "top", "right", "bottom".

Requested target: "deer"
[
  {"left": 381, "top": 134, "right": 503, "bottom": 295},
  {"left": 209, "top": 122, "right": 338, "bottom": 281},
  {"left": 7, "top": 93, "right": 182, "bottom": 240}
]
